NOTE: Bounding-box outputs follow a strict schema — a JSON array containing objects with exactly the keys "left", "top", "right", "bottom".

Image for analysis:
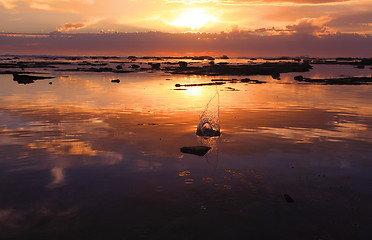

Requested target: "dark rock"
[
  {"left": 115, "top": 65, "right": 123, "bottom": 69},
  {"left": 180, "top": 146, "right": 211, "bottom": 156},
  {"left": 175, "top": 82, "right": 225, "bottom": 87},
  {"left": 149, "top": 63, "right": 161, "bottom": 70},
  {"left": 294, "top": 75, "right": 304, "bottom": 81},
  {"left": 13, "top": 73, "right": 55, "bottom": 85},
  {"left": 130, "top": 64, "right": 140, "bottom": 69},
  {"left": 241, "top": 78, "right": 266, "bottom": 84},
  {"left": 271, "top": 72, "right": 280, "bottom": 80},
  {"left": 294, "top": 76, "right": 372, "bottom": 85},
  {"left": 284, "top": 194, "right": 294, "bottom": 203},
  {"left": 167, "top": 62, "right": 312, "bottom": 76},
  {"left": 111, "top": 79, "right": 120, "bottom": 83},
  {"left": 178, "top": 61, "right": 188, "bottom": 68},
  {"left": 49, "top": 82, "right": 53, "bottom": 85}
]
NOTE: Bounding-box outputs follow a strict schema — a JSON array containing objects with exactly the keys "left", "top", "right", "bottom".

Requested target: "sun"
[{"left": 169, "top": 8, "right": 218, "bottom": 30}]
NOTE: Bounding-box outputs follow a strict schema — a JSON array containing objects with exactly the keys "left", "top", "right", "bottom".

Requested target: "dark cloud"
[
  {"left": 0, "top": 31, "right": 371, "bottom": 57},
  {"left": 327, "top": 11, "right": 372, "bottom": 32}
]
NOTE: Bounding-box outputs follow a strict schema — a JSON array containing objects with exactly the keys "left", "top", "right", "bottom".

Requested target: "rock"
[
  {"left": 271, "top": 72, "right": 280, "bottom": 79},
  {"left": 130, "top": 64, "right": 140, "bottom": 69},
  {"left": 175, "top": 82, "right": 225, "bottom": 87},
  {"left": 240, "top": 78, "right": 266, "bottom": 84},
  {"left": 178, "top": 61, "right": 188, "bottom": 68},
  {"left": 115, "top": 65, "right": 123, "bottom": 69},
  {"left": 284, "top": 194, "right": 294, "bottom": 203},
  {"left": 293, "top": 76, "right": 372, "bottom": 85},
  {"left": 13, "top": 73, "right": 55, "bottom": 84},
  {"left": 49, "top": 82, "right": 53, "bottom": 84},
  {"left": 111, "top": 79, "right": 120, "bottom": 83},
  {"left": 149, "top": 63, "right": 161, "bottom": 70},
  {"left": 180, "top": 146, "right": 211, "bottom": 156},
  {"left": 294, "top": 75, "right": 304, "bottom": 81}
]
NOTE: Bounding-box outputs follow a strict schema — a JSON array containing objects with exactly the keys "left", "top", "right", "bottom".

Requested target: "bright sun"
[{"left": 169, "top": 8, "right": 218, "bottom": 30}]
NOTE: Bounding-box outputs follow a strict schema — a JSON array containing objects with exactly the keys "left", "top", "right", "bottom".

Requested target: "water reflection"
[{"left": 0, "top": 65, "right": 372, "bottom": 239}]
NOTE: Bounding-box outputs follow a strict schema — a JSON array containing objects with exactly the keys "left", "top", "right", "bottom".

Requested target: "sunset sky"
[{"left": 1, "top": 0, "right": 372, "bottom": 56}]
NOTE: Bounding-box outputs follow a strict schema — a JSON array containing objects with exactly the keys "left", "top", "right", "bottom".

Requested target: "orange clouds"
[
  {"left": 57, "top": 23, "right": 86, "bottom": 32},
  {"left": 286, "top": 17, "right": 332, "bottom": 35}
]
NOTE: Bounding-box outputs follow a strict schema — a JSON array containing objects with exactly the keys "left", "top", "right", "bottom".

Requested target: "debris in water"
[
  {"left": 180, "top": 146, "right": 211, "bottom": 156},
  {"left": 196, "top": 87, "right": 221, "bottom": 137}
]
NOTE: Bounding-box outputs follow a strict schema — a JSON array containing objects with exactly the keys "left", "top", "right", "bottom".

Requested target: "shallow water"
[{"left": 0, "top": 58, "right": 371, "bottom": 239}]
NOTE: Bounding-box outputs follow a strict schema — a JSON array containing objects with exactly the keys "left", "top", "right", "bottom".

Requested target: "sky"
[{"left": 0, "top": 0, "right": 372, "bottom": 56}]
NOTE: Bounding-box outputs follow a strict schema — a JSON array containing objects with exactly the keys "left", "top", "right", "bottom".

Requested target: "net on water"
[{"left": 196, "top": 88, "right": 221, "bottom": 137}]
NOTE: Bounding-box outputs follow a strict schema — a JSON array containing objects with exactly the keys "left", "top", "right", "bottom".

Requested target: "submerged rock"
[{"left": 180, "top": 146, "right": 211, "bottom": 156}]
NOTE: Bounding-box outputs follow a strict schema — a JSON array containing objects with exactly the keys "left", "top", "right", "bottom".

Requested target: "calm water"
[{"left": 0, "top": 58, "right": 372, "bottom": 239}]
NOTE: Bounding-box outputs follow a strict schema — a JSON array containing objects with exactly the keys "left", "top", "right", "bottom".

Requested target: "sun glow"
[{"left": 169, "top": 9, "right": 218, "bottom": 30}]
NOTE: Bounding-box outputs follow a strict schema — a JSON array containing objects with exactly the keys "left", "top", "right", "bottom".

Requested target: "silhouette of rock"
[
  {"left": 180, "top": 146, "right": 211, "bottom": 156},
  {"left": 167, "top": 62, "right": 312, "bottom": 76},
  {"left": 115, "top": 65, "right": 123, "bottom": 69},
  {"left": 13, "top": 73, "right": 55, "bottom": 84},
  {"left": 241, "top": 78, "right": 266, "bottom": 84},
  {"left": 130, "top": 64, "right": 140, "bottom": 69},
  {"left": 175, "top": 82, "right": 225, "bottom": 87},
  {"left": 294, "top": 75, "right": 304, "bottom": 81},
  {"left": 149, "top": 63, "right": 161, "bottom": 70},
  {"left": 294, "top": 76, "right": 372, "bottom": 85},
  {"left": 178, "top": 61, "right": 188, "bottom": 68},
  {"left": 111, "top": 79, "right": 120, "bottom": 83},
  {"left": 271, "top": 72, "right": 280, "bottom": 79}
]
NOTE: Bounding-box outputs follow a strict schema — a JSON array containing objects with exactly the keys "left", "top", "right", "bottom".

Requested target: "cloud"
[
  {"left": 57, "top": 23, "right": 86, "bottom": 32},
  {"left": 212, "top": 0, "right": 351, "bottom": 5},
  {"left": 327, "top": 11, "right": 372, "bottom": 33},
  {"left": 0, "top": 0, "right": 16, "bottom": 9},
  {"left": 285, "top": 17, "right": 332, "bottom": 34},
  {"left": 1, "top": 31, "right": 371, "bottom": 57},
  {"left": 260, "top": 0, "right": 349, "bottom": 4}
]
